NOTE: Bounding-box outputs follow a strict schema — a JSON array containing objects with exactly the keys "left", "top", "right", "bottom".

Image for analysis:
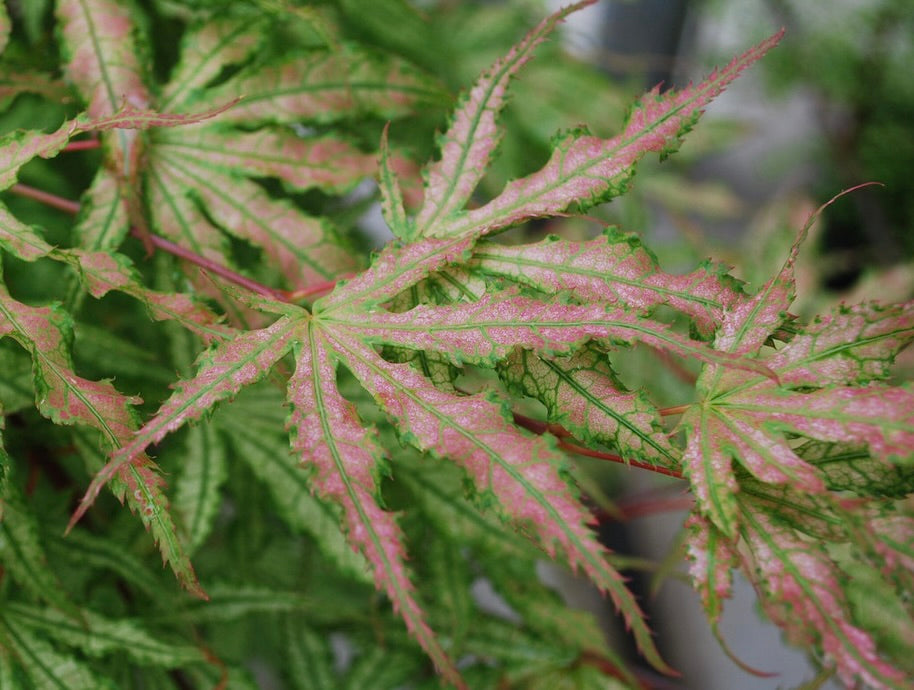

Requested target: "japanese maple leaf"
[
  {"left": 69, "top": 4, "right": 783, "bottom": 683},
  {"left": 55, "top": 0, "right": 444, "bottom": 291},
  {"left": 680, "top": 217, "right": 914, "bottom": 537},
  {"left": 0, "top": 0, "right": 442, "bottom": 598},
  {"left": 683, "top": 200, "right": 914, "bottom": 688},
  {"left": 0, "top": 96, "right": 246, "bottom": 596}
]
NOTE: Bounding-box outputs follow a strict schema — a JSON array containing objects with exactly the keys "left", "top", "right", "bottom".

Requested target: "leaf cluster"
[{"left": 0, "top": 1, "right": 911, "bottom": 689}]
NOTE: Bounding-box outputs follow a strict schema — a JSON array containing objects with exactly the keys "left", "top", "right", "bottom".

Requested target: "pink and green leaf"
[
  {"left": 761, "top": 301, "right": 914, "bottom": 388},
  {"left": 75, "top": 314, "right": 298, "bottom": 534},
  {"left": 155, "top": 126, "right": 376, "bottom": 194},
  {"left": 0, "top": 70, "right": 70, "bottom": 110},
  {"left": 0, "top": 289, "right": 202, "bottom": 595},
  {"left": 214, "top": 384, "right": 373, "bottom": 583},
  {"left": 152, "top": 149, "right": 356, "bottom": 287},
  {"left": 340, "top": 292, "right": 773, "bottom": 376},
  {"left": 0, "top": 202, "right": 54, "bottom": 261},
  {"left": 196, "top": 46, "right": 447, "bottom": 126},
  {"left": 72, "top": 168, "right": 129, "bottom": 251},
  {"left": 331, "top": 334, "right": 672, "bottom": 674},
  {"left": 161, "top": 17, "right": 267, "bottom": 112},
  {"left": 0, "top": 105, "right": 237, "bottom": 192},
  {"left": 413, "top": 1, "right": 589, "bottom": 239},
  {"left": 104, "top": 314, "right": 300, "bottom": 469},
  {"left": 378, "top": 125, "right": 411, "bottom": 240},
  {"left": 429, "top": 31, "right": 784, "bottom": 239},
  {"left": 145, "top": 151, "right": 230, "bottom": 263},
  {"left": 739, "top": 507, "right": 909, "bottom": 689},
  {"left": 55, "top": 0, "right": 150, "bottom": 117},
  {"left": 55, "top": 0, "right": 150, "bottom": 187},
  {"left": 0, "top": 288, "right": 141, "bottom": 449},
  {"left": 317, "top": 234, "right": 479, "bottom": 312},
  {"left": 728, "top": 386, "right": 914, "bottom": 462},
  {"left": 471, "top": 230, "right": 743, "bottom": 333},
  {"left": 288, "top": 325, "right": 462, "bottom": 687},
  {"left": 54, "top": 249, "right": 231, "bottom": 342},
  {"left": 116, "top": 459, "right": 206, "bottom": 598},
  {"left": 684, "top": 512, "right": 738, "bottom": 625}
]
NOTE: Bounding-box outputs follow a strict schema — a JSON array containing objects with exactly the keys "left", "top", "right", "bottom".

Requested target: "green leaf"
[
  {"left": 283, "top": 617, "right": 336, "bottom": 690},
  {"left": 159, "top": 583, "right": 310, "bottom": 624},
  {"left": 342, "top": 644, "right": 420, "bottom": 690},
  {"left": 5, "top": 603, "right": 206, "bottom": 667},
  {"left": 0, "top": 614, "right": 101, "bottom": 690},
  {"left": 45, "top": 524, "right": 161, "bottom": 597},
  {"left": 172, "top": 423, "right": 227, "bottom": 554},
  {"left": 0, "top": 473, "right": 76, "bottom": 617}
]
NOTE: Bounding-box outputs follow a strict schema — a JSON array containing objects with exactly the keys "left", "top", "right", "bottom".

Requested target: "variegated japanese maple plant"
[{"left": 0, "top": 0, "right": 911, "bottom": 688}]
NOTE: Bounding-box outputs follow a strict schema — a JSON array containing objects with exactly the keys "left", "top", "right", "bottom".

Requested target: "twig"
[
  {"left": 63, "top": 138, "right": 101, "bottom": 152},
  {"left": 512, "top": 411, "right": 684, "bottom": 479},
  {"left": 7, "top": 183, "right": 338, "bottom": 304},
  {"left": 8, "top": 183, "right": 81, "bottom": 214}
]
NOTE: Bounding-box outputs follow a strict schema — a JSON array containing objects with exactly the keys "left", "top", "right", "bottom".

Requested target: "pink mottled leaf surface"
[
  {"left": 412, "top": 1, "right": 588, "bottom": 239},
  {"left": 739, "top": 508, "right": 908, "bottom": 689},
  {"left": 683, "top": 288, "right": 914, "bottom": 536},
  {"left": 471, "top": 230, "right": 743, "bottom": 334},
  {"left": 288, "top": 325, "right": 463, "bottom": 687}
]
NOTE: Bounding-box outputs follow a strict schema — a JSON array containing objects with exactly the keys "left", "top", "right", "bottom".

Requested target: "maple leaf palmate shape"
[
  {"left": 684, "top": 195, "right": 914, "bottom": 689},
  {"left": 68, "top": 3, "right": 790, "bottom": 684}
]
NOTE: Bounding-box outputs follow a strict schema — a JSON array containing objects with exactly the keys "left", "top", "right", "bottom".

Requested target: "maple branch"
[
  {"left": 139, "top": 232, "right": 288, "bottom": 302},
  {"left": 7, "top": 183, "right": 337, "bottom": 303},
  {"left": 8, "top": 183, "right": 82, "bottom": 214},
  {"left": 615, "top": 490, "right": 694, "bottom": 520},
  {"left": 513, "top": 412, "right": 684, "bottom": 479},
  {"left": 659, "top": 404, "right": 689, "bottom": 416},
  {"left": 63, "top": 138, "right": 101, "bottom": 152}
]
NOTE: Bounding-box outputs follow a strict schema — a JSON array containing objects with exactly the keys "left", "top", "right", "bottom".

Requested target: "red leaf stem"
[
  {"left": 513, "top": 411, "right": 685, "bottom": 479},
  {"left": 615, "top": 490, "right": 695, "bottom": 520},
  {"left": 63, "top": 138, "right": 101, "bottom": 152},
  {"left": 8, "top": 183, "right": 81, "bottom": 215},
  {"left": 8, "top": 183, "right": 337, "bottom": 303},
  {"left": 138, "top": 231, "right": 288, "bottom": 302}
]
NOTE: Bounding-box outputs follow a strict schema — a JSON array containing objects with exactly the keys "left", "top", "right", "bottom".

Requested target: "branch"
[
  {"left": 512, "top": 412, "right": 684, "bottom": 479},
  {"left": 7, "top": 183, "right": 338, "bottom": 304}
]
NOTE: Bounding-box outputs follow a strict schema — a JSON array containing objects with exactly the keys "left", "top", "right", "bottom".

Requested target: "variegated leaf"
[
  {"left": 501, "top": 345, "right": 677, "bottom": 466},
  {"left": 327, "top": 333, "right": 671, "bottom": 674},
  {"left": 738, "top": 507, "right": 909, "bottom": 689},
  {"left": 196, "top": 45, "right": 447, "bottom": 126},
  {"left": 288, "top": 324, "right": 461, "bottom": 686},
  {"left": 161, "top": 17, "right": 267, "bottom": 111},
  {"left": 412, "top": 1, "right": 588, "bottom": 239},
  {"left": 471, "top": 230, "right": 743, "bottom": 334},
  {"left": 428, "top": 31, "right": 784, "bottom": 239}
]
